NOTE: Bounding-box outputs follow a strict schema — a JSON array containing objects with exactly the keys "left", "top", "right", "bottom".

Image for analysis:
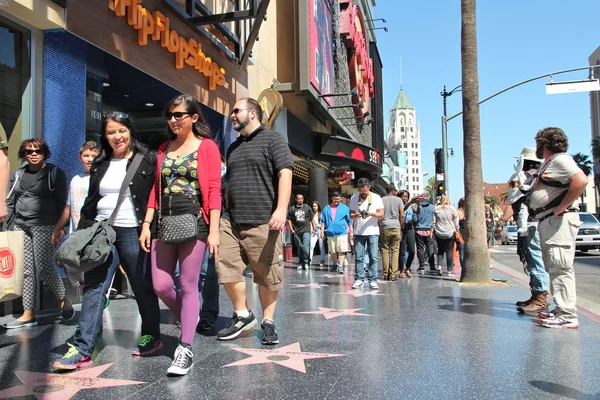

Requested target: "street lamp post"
[{"left": 440, "top": 85, "right": 461, "bottom": 196}]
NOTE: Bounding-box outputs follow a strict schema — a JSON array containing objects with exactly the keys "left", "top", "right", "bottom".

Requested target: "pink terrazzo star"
[
  {"left": 222, "top": 342, "right": 344, "bottom": 374},
  {"left": 333, "top": 289, "right": 387, "bottom": 297},
  {"left": 0, "top": 363, "right": 146, "bottom": 400},
  {"left": 295, "top": 307, "right": 373, "bottom": 319},
  {"left": 376, "top": 280, "right": 392, "bottom": 285},
  {"left": 289, "top": 283, "right": 328, "bottom": 289}
]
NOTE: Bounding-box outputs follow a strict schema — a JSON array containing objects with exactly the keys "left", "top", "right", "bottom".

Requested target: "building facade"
[
  {"left": 387, "top": 89, "right": 423, "bottom": 194},
  {"left": 590, "top": 45, "right": 600, "bottom": 210}
]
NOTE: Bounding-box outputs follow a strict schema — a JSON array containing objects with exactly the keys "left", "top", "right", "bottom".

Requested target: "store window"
[{"left": 0, "top": 15, "right": 31, "bottom": 167}]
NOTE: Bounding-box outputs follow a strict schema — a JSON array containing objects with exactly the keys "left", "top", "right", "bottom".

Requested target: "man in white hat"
[{"left": 500, "top": 146, "right": 549, "bottom": 313}]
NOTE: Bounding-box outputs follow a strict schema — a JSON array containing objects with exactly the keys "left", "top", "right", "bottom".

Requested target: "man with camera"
[{"left": 349, "top": 178, "right": 384, "bottom": 289}]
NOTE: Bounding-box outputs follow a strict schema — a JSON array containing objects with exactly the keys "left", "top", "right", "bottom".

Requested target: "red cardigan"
[{"left": 148, "top": 138, "right": 222, "bottom": 225}]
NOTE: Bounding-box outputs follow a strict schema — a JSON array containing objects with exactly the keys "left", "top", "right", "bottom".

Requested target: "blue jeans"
[
  {"left": 457, "top": 242, "right": 465, "bottom": 269},
  {"left": 101, "top": 246, "right": 120, "bottom": 296},
  {"left": 525, "top": 224, "right": 549, "bottom": 293},
  {"left": 354, "top": 235, "right": 379, "bottom": 283},
  {"left": 199, "top": 246, "right": 219, "bottom": 324},
  {"left": 74, "top": 226, "right": 160, "bottom": 357},
  {"left": 293, "top": 232, "right": 312, "bottom": 264}
]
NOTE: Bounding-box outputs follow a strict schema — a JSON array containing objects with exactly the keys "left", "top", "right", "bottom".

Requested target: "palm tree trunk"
[{"left": 460, "top": 0, "right": 491, "bottom": 282}]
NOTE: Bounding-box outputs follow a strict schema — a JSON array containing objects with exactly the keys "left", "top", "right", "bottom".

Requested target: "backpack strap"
[{"left": 528, "top": 154, "right": 572, "bottom": 219}]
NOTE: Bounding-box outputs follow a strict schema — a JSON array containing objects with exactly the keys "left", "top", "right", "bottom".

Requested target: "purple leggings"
[{"left": 151, "top": 239, "right": 206, "bottom": 345}]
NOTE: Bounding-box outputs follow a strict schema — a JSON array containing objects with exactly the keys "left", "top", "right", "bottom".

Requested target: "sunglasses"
[
  {"left": 231, "top": 108, "right": 254, "bottom": 116},
  {"left": 165, "top": 111, "right": 192, "bottom": 120},
  {"left": 25, "top": 149, "right": 41, "bottom": 155},
  {"left": 103, "top": 111, "right": 130, "bottom": 119}
]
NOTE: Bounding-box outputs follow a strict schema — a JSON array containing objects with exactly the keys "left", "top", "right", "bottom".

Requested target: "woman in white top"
[
  {"left": 432, "top": 194, "right": 459, "bottom": 276},
  {"left": 309, "top": 201, "right": 326, "bottom": 267}
]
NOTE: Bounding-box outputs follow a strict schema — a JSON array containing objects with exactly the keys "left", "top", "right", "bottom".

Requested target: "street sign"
[{"left": 545, "top": 79, "right": 600, "bottom": 94}]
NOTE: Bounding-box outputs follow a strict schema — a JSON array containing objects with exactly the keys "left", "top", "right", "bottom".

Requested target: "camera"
[{"left": 360, "top": 210, "right": 369, "bottom": 219}]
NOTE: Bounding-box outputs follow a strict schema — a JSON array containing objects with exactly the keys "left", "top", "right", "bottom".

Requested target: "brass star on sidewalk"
[
  {"left": 289, "top": 283, "right": 329, "bottom": 289},
  {"left": 222, "top": 342, "right": 344, "bottom": 374},
  {"left": 295, "top": 307, "right": 373, "bottom": 319},
  {"left": 0, "top": 363, "right": 146, "bottom": 400},
  {"left": 333, "top": 289, "right": 387, "bottom": 297}
]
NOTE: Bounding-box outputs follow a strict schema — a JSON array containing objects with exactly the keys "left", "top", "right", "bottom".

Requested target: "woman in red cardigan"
[{"left": 139, "top": 94, "right": 221, "bottom": 377}]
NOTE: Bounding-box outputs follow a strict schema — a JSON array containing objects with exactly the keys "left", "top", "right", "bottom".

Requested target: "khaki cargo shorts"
[
  {"left": 327, "top": 234, "right": 349, "bottom": 253},
  {"left": 217, "top": 218, "right": 283, "bottom": 291}
]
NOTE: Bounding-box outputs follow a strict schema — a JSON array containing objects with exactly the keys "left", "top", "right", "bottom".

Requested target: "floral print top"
[{"left": 161, "top": 151, "right": 200, "bottom": 195}]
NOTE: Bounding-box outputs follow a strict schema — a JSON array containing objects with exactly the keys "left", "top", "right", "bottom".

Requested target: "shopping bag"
[{"left": 0, "top": 230, "right": 25, "bottom": 302}]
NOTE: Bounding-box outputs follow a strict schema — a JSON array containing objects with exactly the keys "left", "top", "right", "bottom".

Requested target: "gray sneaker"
[
  {"left": 337, "top": 265, "right": 344, "bottom": 274},
  {"left": 2, "top": 318, "right": 37, "bottom": 329}
]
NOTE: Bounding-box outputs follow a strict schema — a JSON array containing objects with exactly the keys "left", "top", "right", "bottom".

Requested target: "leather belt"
[{"left": 538, "top": 208, "right": 577, "bottom": 223}]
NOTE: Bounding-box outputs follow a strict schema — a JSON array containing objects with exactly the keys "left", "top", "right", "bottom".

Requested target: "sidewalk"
[{"left": 0, "top": 257, "right": 599, "bottom": 399}]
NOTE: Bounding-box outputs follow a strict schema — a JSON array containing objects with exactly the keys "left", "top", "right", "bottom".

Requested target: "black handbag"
[{"left": 158, "top": 141, "right": 199, "bottom": 245}]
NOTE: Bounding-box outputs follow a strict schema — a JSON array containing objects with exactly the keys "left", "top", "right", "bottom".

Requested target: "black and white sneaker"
[
  {"left": 261, "top": 320, "right": 279, "bottom": 345},
  {"left": 167, "top": 344, "right": 193, "bottom": 376},
  {"left": 217, "top": 311, "right": 258, "bottom": 341}
]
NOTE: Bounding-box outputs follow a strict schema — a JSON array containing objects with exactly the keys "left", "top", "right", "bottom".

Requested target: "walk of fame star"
[
  {"left": 322, "top": 274, "right": 345, "bottom": 278},
  {"left": 0, "top": 363, "right": 146, "bottom": 400},
  {"left": 333, "top": 289, "right": 387, "bottom": 297},
  {"left": 222, "top": 342, "right": 344, "bottom": 374},
  {"left": 295, "top": 307, "right": 373, "bottom": 319},
  {"left": 289, "top": 283, "right": 328, "bottom": 288}
]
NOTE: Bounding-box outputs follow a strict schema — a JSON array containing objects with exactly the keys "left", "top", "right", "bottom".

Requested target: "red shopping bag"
[{"left": 0, "top": 230, "right": 24, "bottom": 303}]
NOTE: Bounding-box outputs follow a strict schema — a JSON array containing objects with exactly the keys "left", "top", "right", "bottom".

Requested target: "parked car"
[
  {"left": 500, "top": 225, "right": 518, "bottom": 245},
  {"left": 576, "top": 212, "right": 600, "bottom": 252}
]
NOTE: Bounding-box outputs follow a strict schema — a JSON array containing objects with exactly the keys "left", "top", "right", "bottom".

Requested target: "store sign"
[
  {"left": 332, "top": 169, "right": 354, "bottom": 185},
  {"left": 339, "top": 0, "right": 374, "bottom": 118},
  {"left": 110, "top": 0, "right": 226, "bottom": 90},
  {"left": 321, "top": 135, "right": 382, "bottom": 169},
  {"left": 308, "top": 0, "right": 335, "bottom": 106},
  {"left": 257, "top": 88, "right": 283, "bottom": 129}
]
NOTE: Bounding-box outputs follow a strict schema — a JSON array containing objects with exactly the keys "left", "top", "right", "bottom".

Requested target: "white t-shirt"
[
  {"left": 530, "top": 153, "right": 581, "bottom": 220},
  {"left": 349, "top": 192, "right": 384, "bottom": 236},
  {"left": 67, "top": 173, "right": 90, "bottom": 233},
  {"left": 96, "top": 158, "right": 138, "bottom": 227}
]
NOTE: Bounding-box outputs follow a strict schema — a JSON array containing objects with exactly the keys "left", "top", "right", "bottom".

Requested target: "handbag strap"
[
  {"left": 107, "top": 152, "right": 144, "bottom": 226},
  {"left": 158, "top": 141, "right": 173, "bottom": 222},
  {"left": 441, "top": 207, "right": 457, "bottom": 231}
]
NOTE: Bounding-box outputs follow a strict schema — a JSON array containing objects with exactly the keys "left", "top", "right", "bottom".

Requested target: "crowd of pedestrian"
[{"left": 0, "top": 101, "right": 585, "bottom": 385}]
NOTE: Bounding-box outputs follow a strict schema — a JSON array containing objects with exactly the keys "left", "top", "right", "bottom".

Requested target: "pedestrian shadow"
[
  {"left": 529, "top": 380, "right": 600, "bottom": 399},
  {"left": 437, "top": 296, "right": 521, "bottom": 321}
]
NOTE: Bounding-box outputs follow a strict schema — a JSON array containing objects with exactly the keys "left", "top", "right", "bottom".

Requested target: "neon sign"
[{"left": 339, "top": 0, "right": 374, "bottom": 118}]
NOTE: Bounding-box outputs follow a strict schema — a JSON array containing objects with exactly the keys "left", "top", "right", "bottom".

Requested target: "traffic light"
[
  {"left": 435, "top": 148, "right": 444, "bottom": 174},
  {"left": 436, "top": 181, "right": 444, "bottom": 197}
]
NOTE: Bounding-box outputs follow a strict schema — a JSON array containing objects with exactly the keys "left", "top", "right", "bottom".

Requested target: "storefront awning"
[{"left": 319, "top": 134, "right": 383, "bottom": 180}]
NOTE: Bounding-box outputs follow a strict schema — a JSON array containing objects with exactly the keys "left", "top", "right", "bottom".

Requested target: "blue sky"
[{"left": 373, "top": 1, "right": 600, "bottom": 201}]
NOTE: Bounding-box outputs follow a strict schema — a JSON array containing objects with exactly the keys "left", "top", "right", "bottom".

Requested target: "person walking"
[
  {"left": 309, "top": 201, "right": 326, "bottom": 268},
  {"left": 321, "top": 192, "right": 353, "bottom": 273},
  {"left": 413, "top": 194, "right": 436, "bottom": 273},
  {"left": 3, "top": 139, "right": 75, "bottom": 329},
  {"left": 139, "top": 95, "right": 222, "bottom": 376},
  {"left": 53, "top": 112, "right": 161, "bottom": 370},
  {"left": 287, "top": 193, "right": 314, "bottom": 270},
  {"left": 398, "top": 190, "right": 416, "bottom": 278},
  {"left": 530, "top": 127, "right": 587, "bottom": 329},
  {"left": 349, "top": 178, "right": 384, "bottom": 289},
  {"left": 380, "top": 184, "right": 404, "bottom": 281},
  {"left": 217, "top": 98, "right": 293, "bottom": 345},
  {"left": 456, "top": 197, "right": 466, "bottom": 269},
  {"left": 432, "top": 194, "right": 459, "bottom": 276}
]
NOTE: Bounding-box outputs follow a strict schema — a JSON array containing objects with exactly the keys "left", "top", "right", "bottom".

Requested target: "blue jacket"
[
  {"left": 413, "top": 201, "right": 434, "bottom": 230},
  {"left": 321, "top": 203, "right": 351, "bottom": 237}
]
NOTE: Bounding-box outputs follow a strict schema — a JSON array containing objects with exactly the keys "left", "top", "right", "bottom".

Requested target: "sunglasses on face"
[
  {"left": 103, "top": 111, "right": 129, "bottom": 119},
  {"left": 25, "top": 149, "right": 41, "bottom": 155},
  {"left": 165, "top": 111, "right": 192, "bottom": 120},
  {"left": 231, "top": 108, "right": 253, "bottom": 116}
]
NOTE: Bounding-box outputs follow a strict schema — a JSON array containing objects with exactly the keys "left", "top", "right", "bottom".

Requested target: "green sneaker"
[
  {"left": 53, "top": 347, "right": 92, "bottom": 370},
  {"left": 131, "top": 334, "right": 162, "bottom": 356}
]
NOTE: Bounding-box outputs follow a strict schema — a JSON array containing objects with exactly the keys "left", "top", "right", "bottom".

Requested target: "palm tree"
[
  {"left": 424, "top": 176, "right": 437, "bottom": 202},
  {"left": 460, "top": 0, "right": 490, "bottom": 282},
  {"left": 572, "top": 152, "right": 592, "bottom": 211},
  {"left": 572, "top": 152, "right": 592, "bottom": 177}
]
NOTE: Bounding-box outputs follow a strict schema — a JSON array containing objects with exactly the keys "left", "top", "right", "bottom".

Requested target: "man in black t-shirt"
[
  {"left": 287, "top": 193, "right": 314, "bottom": 270},
  {"left": 217, "top": 97, "right": 293, "bottom": 346}
]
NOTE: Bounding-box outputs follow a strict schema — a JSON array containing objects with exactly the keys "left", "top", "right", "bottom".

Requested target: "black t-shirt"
[
  {"left": 288, "top": 203, "right": 314, "bottom": 234},
  {"left": 225, "top": 126, "right": 294, "bottom": 225}
]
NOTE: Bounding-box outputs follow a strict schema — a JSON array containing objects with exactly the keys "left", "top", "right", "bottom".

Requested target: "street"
[{"left": 491, "top": 244, "right": 600, "bottom": 306}]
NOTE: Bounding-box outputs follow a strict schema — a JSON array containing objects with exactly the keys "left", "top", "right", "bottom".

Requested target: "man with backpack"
[
  {"left": 529, "top": 127, "right": 587, "bottom": 329},
  {"left": 412, "top": 194, "right": 435, "bottom": 273}
]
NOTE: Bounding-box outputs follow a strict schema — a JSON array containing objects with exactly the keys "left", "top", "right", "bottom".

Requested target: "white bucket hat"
[{"left": 514, "top": 147, "right": 543, "bottom": 162}]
